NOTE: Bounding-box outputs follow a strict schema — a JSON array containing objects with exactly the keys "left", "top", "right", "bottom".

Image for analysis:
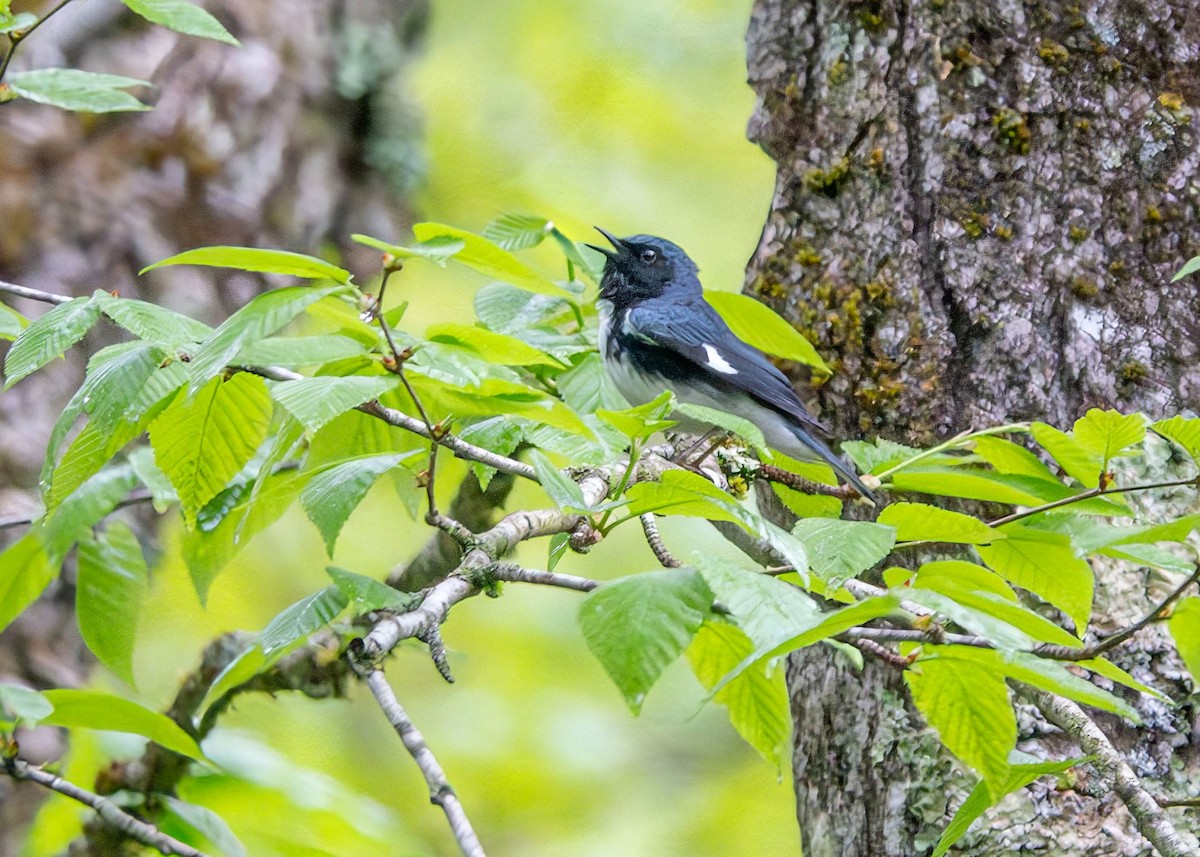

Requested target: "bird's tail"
[{"left": 788, "top": 423, "right": 878, "bottom": 504}]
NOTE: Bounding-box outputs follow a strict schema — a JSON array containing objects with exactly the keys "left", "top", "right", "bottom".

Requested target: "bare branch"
[
  {"left": 1021, "top": 685, "right": 1200, "bottom": 856},
  {"left": 0, "top": 279, "right": 72, "bottom": 305},
  {"left": 639, "top": 513, "right": 682, "bottom": 568},
  {"left": 758, "top": 462, "right": 860, "bottom": 499},
  {"left": 489, "top": 561, "right": 600, "bottom": 592},
  {"left": 3, "top": 757, "right": 208, "bottom": 857},
  {"left": 365, "top": 671, "right": 486, "bottom": 857}
]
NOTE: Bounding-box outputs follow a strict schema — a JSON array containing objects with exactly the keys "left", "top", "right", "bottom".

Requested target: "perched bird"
[{"left": 586, "top": 227, "right": 875, "bottom": 501}]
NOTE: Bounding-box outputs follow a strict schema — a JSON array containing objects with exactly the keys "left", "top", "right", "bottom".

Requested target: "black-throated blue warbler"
[{"left": 586, "top": 228, "right": 875, "bottom": 501}]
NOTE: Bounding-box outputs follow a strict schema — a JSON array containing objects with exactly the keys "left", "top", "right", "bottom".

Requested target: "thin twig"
[
  {"left": 848, "top": 637, "right": 913, "bottom": 669},
  {"left": 1157, "top": 795, "right": 1200, "bottom": 808},
  {"left": 1022, "top": 685, "right": 1200, "bottom": 856},
  {"left": 1037, "top": 564, "right": 1200, "bottom": 661},
  {"left": 0, "top": 0, "right": 75, "bottom": 83},
  {"left": 988, "top": 475, "right": 1200, "bottom": 527},
  {"left": 639, "top": 513, "right": 681, "bottom": 568},
  {"left": 3, "top": 757, "right": 208, "bottom": 857},
  {"left": 489, "top": 561, "right": 600, "bottom": 592},
  {"left": 365, "top": 671, "right": 486, "bottom": 857},
  {"left": 0, "top": 279, "right": 71, "bottom": 305},
  {"left": 758, "top": 463, "right": 858, "bottom": 499}
]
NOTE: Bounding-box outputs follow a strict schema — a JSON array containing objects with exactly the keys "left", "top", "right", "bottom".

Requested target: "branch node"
[
  {"left": 419, "top": 623, "right": 455, "bottom": 684},
  {"left": 639, "top": 513, "right": 682, "bottom": 568}
]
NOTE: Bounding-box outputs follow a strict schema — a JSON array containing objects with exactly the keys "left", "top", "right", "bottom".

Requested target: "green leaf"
[
  {"left": 482, "top": 213, "right": 552, "bottom": 250},
  {"left": 906, "top": 648, "right": 1016, "bottom": 788},
  {"left": 1072, "top": 409, "right": 1146, "bottom": 468},
  {"left": 426, "top": 323, "right": 562, "bottom": 367},
  {"left": 186, "top": 285, "right": 345, "bottom": 390},
  {"left": 411, "top": 374, "right": 593, "bottom": 437},
  {"left": 0, "top": 683, "right": 54, "bottom": 727},
  {"left": 351, "top": 233, "right": 465, "bottom": 264},
  {"left": 791, "top": 517, "right": 895, "bottom": 587},
  {"left": 1152, "top": 415, "right": 1200, "bottom": 464},
  {"left": 579, "top": 569, "right": 714, "bottom": 713},
  {"left": 76, "top": 523, "right": 149, "bottom": 687},
  {"left": 703, "top": 291, "right": 830, "bottom": 373},
  {"left": 6, "top": 69, "right": 150, "bottom": 112},
  {"left": 890, "top": 466, "right": 1128, "bottom": 515},
  {"left": 412, "top": 222, "right": 562, "bottom": 295},
  {"left": 596, "top": 391, "right": 676, "bottom": 441},
  {"left": 1170, "top": 597, "right": 1200, "bottom": 683},
  {"left": 977, "top": 525, "right": 1094, "bottom": 632},
  {"left": 692, "top": 557, "right": 820, "bottom": 649},
  {"left": 1030, "top": 422, "right": 1102, "bottom": 488},
  {"left": 41, "top": 689, "right": 205, "bottom": 761},
  {"left": 40, "top": 463, "right": 139, "bottom": 559},
  {"left": 626, "top": 471, "right": 809, "bottom": 576},
  {"left": 547, "top": 532, "right": 570, "bottom": 572},
  {"left": 687, "top": 620, "right": 789, "bottom": 766},
  {"left": 268, "top": 375, "right": 399, "bottom": 435},
  {"left": 474, "top": 281, "right": 575, "bottom": 333},
  {"left": 933, "top": 755, "right": 1084, "bottom": 856},
  {"left": 93, "top": 292, "right": 212, "bottom": 348},
  {"left": 0, "top": 301, "right": 28, "bottom": 340},
  {"left": 1002, "top": 652, "right": 1139, "bottom": 721},
  {"left": 878, "top": 502, "right": 1000, "bottom": 545},
  {"left": 458, "top": 416, "right": 524, "bottom": 490},
  {"left": 1171, "top": 255, "right": 1200, "bottom": 282},
  {"left": 300, "top": 452, "right": 417, "bottom": 555},
  {"left": 843, "top": 438, "right": 937, "bottom": 475},
  {"left": 555, "top": 354, "right": 627, "bottom": 414},
  {"left": 142, "top": 247, "right": 349, "bottom": 284},
  {"left": 0, "top": 12, "right": 37, "bottom": 35},
  {"left": 529, "top": 450, "right": 589, "bottom": 511},
  {"left": 714, "top": 595, "right": 903, "bottom": 693},
  {"left": 120, "top": 0, "right": 238, "bottom": 45},
  {"left": 149, "top": 374, "right": 273, "bottom": 528},
  {"left": 676, "top": 403, "right": 767, "bottom": 452},
  {"left": 4, "top": 296, "right": 100, "bottom": 387},
  {"left": 162, "top": 796, "right": 247, "bottom": 857},
  {"left": 971, "top": 436, "right": 1059, "bottom": 481},
  {"left": 233, "top": 334, "right": 368, "bottom": 368},
  {"left": 0, "top": 535, "right": 58, "bottom": 636},
  {"left": 325, "top": 567, "right": 419, "bottom": 613},
  {"left": 260, "top": 586, "right": 350, "bottom": 654}
]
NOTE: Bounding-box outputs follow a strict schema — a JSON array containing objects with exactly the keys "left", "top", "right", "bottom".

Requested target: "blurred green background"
[{"left": 26, "top": 0, "right": 793, "bottom": 854}]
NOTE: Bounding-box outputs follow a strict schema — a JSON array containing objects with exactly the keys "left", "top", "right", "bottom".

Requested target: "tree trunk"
[
  {"left": 744, "top": 0, "right": 1200, "bottom": 853},
  {"left": 0, "top": 2, "right": 425, "bottom": 851}
]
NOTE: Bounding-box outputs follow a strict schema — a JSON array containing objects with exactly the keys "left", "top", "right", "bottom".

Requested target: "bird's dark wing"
[{"left": 626, "top": 297, "right": 830, "bottom": 435}]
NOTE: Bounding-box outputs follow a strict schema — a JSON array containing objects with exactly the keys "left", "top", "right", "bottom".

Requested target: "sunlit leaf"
[
  {"left": 93, "top": 291, "right": 213, "bottom": 349},
  {"left": 413, "top": 222, "right": 562, "bottom": 295},
  {"left": 971, "top": 436, "right": 1059, "bottom": 481},
  {"left": 687, "top": 620, "right": 789, "bottom": 766},
  {"left": 0, "top": 535, "right": 58, "bottom": 636},
  {"left": 41, "top": 689, "right": 205, "bottom": 761},
  {"left": 596, "top": 391, "right": 676, "bottom": 441},
  {"left": 879, "top": 502, "right": 1001, "bottom": 545},
  {"left": 185, "top": 285, "right": 346, "bottom": 390},
  {"left": 482, "top": 213, "right": 552, "bottom": 250},
  {"left": 704, "top": 291, "right": 829, "bottom": 373},
  {"left": 977, "top": 525, "right": 1094, "bottom": 633},
  {"left": 1170, "top": 597, "right": 1200, "bottom": 683},
  {"left": 300, "top": 452, "right": 417, "bottom": 555},
  {"left": 76, "top": 523, "right": 149, "bottom": 687},
  {"left": 426, "top": 323, "right": 563, "bottom": 367},
  {"left": 142, "top": 247, "right": 350, "bottom": 284},
  {"left": 906, "top": 648, "right": 1015, "bottom": 789},
  {"left": 149, "top": 374, "right": 273, "bottom": 528},
  {"left": 325, "top": 567, "right": 419, "bottom": 613},
  {"left": 529, "top": 450, "right": 589, "bottom": 511},
  {"left": 4, "top": 296, "right": 100, "bottom": 388},
  {"left": 0, "top": 301, "right": 29, "bottom": 340},
  {"left": 234, "top": 334, "right": 369, "bottom": 368},
  {"left": 1072, "top": 409, "right": 1146, "bottom": 468},
  {"left": 676, "top": 403, "right": 767, "bottom": 452},
  {"left": 791, "top": 517, "right": 894, "bottom": 587},
  {"left": 579, "top": 569, "right": 714, "bottom": 713},
  {"left": 1152, "top": 416, "right": 1200, "bottom": 465},
  {"left": 260, "top": 586, "right": 349, "bottom": 654},
  {"left": 268, "top": 375, "right": 399, "bottom": 435},
  {"left": 1031, "top": 422, "right": 1102, "bottom": 488}
]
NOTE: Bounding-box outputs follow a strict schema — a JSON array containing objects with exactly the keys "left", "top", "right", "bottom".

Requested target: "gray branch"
[{"left": 3, "top": 758, "right": 208, "bottom": 857}]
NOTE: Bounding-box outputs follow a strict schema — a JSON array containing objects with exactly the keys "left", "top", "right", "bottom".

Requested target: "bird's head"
[{"left": 586, "top": 228, "right": 701, "bottom": 305}]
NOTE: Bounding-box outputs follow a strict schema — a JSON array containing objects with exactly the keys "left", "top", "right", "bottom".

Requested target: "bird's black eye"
[{"left": 640, "top": 248, "right": 658, "bottom": 264}]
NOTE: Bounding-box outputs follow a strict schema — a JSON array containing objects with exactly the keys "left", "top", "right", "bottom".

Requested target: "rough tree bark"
[
  {"left": 743, "top": 0, "right": 1200, "bottom": 853},
  {"left": 0, "top": 2, "right": 426, "bottom": 851}
]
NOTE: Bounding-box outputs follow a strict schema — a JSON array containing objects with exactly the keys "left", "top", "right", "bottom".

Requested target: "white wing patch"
[{"left": 702, "top": 344, "right": 737, "bottom": 375}]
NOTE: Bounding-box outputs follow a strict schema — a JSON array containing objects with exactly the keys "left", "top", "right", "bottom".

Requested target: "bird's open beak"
[{"left": 584, "top": 226, "right": 625, "bottom": 260}]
